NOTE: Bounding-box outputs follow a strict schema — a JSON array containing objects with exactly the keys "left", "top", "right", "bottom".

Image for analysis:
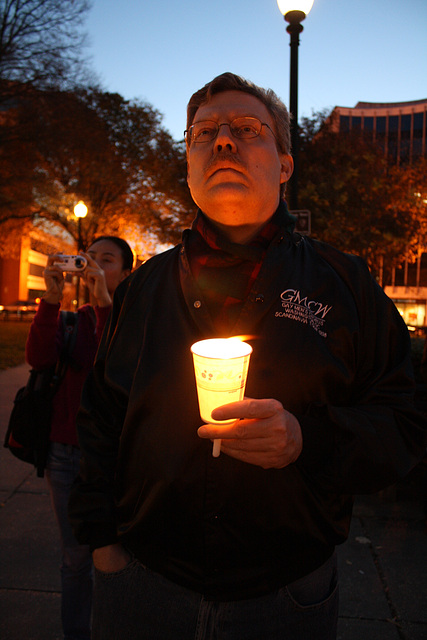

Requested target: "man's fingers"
[
  {"left": 211, "top": 397, "right": 283, "bottom": 422},
  {"left": 197, "top": 420, "right": 239, "bottom": 441},
  {"left": 197, "top": 412, "right": 282, "bottom": 443},
  {"left": 198, "top": 398, "right": 285, "bottom": 441}
]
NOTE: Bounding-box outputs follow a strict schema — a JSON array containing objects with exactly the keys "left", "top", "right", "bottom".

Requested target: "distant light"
[
  {"left": 73, "top": 201, "right": 88, "bottom": 219},
  {"left": 277, "top": 0, "right": 314, "bottom": 17}
]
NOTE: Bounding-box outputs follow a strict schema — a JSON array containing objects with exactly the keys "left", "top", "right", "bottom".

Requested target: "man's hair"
[
  {"left": 186, "top": 72, "right": 291, "bottom": 156},
  {"left": 90, "top": 236, "right": 134, "bottom": 271}
]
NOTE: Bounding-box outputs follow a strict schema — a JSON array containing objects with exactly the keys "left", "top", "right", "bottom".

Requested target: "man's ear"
[{"left": 280, "top": 154, "right": 294, "bottom": 185}]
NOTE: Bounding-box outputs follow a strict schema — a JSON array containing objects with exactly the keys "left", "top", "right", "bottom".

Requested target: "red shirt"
[{"left": 25, "top": 300, "right": 111, "bottom": 445}]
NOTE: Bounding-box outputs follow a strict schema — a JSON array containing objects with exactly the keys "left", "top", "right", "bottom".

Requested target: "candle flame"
[
  {"left": 191, "top": 337, "right": 252, "bottom": 359},
  {"left": 230, "top": 335, "right": 256, "bottom": 343}
]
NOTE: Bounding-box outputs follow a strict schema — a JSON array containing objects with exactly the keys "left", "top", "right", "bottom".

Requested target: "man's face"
[{"left": 187, "top": 91, "right": 293, "bottom": 239}]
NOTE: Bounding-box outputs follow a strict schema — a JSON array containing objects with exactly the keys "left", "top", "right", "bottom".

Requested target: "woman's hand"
[
  {"left": 81, "top": 253, "right": 112, "bottom": 307},
  {"left": 42, "top": 255, "right": 66, "bottom": 304}
]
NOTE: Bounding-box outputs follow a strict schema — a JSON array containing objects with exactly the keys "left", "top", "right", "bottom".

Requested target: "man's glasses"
[{"left": 185, "top": 116, "right": 276, "bottom": 144}]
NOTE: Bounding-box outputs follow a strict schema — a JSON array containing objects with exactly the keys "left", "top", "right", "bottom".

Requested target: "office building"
[{"left": 330, "top": 99, "right": 427, "bottom": 330}]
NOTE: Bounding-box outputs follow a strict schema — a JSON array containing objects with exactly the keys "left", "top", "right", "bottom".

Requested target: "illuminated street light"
[
  {"left": 73, "top": 200, "right": 88, "bottom": 252},
  {"left": 277, "top": 0, "right": 314, "bottom": 210},
  {"left": 73, "top": 200, "right": 88, "bottom": 308}
]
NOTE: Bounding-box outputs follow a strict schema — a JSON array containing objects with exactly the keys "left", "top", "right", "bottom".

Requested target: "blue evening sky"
[{"left": 85, "top": 0, "right": 427, "bottom": 141}]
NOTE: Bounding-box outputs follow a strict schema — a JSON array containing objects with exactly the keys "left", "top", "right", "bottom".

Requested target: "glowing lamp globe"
[
  {"left": 73, "top": 201, "right": 88, "bottom": 219},
  {"left": 277, "top": 0, "right": 314, "bottom": 18}
]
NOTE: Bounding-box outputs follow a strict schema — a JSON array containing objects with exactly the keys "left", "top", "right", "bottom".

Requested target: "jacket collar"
[{"left": 186, "top": 201, "right": 296, "bottom": 263}]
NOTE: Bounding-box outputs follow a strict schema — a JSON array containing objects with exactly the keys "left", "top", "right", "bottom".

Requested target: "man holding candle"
[{"left": 69, "top": 73, "right": 426, "bottom": 640}]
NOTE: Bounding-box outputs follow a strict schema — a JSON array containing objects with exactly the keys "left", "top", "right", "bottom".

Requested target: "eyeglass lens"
[{"left": 189, "top": 117, "right": 263, "bottom": 143}]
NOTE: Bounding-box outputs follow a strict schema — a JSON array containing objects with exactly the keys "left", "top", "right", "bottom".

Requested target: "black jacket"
[{"left": 69, "top": 212, "right": 426, "bottom": 600}]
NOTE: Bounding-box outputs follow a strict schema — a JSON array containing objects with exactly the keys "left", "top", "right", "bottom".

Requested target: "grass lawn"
[{"left": 0, "top": 321, "right": 31, "bottom": 370}]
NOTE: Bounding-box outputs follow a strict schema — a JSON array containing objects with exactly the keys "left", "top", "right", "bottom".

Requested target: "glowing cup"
[{"left": 191, "top": 338, "right": 252, "bottom": 456}]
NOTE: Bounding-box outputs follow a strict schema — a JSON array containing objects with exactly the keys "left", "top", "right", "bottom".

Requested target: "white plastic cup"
[{"left": 191, "top": 338, "right": 252, "bottom": 456}]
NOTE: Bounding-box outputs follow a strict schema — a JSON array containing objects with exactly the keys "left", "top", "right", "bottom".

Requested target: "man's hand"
[
  {"left": 92, "top": 543, "right": 131, "bottom": 573},
  {"left": 197, "top": 398, "right": 303, "bottom": 469}
]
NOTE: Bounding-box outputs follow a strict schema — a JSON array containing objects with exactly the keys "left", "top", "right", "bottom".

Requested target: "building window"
[
  {"left": 362, "top": 116, "right": 374, "bottom": 142},
  {"left": 392, "top": 299, "right": 426, "bottom": 328},
  {"left": 376, "top": 116, "right": 386, "bottom": 133},
  {"left": 412, "top": 112, "right": 424, "bottom": 156},
  {"left": 29, "top": 263, "right": 45, "bottom": 278},
  {"left": 363, "top": 116, "right": 374, "bottom": 131},
  {"left": 339, "top": 115, "right": 350, "bottom": 132},
  {"left": 400, "top": 113, "right": 411, "bottom": 160},
  {"left": 376, "top": 116, "right": 386, "bottom": 152},
  {"left": 388, "top": 115, "right": 399, "bottom": 162},
  {"left": 351, "top": 116, "right": 361, "bottom": 130}
]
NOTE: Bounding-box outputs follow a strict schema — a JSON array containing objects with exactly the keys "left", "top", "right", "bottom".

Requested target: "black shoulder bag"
[{"left": 3, "top": 310, "right": 79, "bottom": 477}]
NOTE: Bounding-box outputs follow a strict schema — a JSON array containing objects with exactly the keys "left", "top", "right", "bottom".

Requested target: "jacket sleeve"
[
  {"left": 25, "top": 299, "right": 61, "bottom": 369},
  {"left": 296, "top": 260, "right": 427, "bottom": 495},
  {"left": 69, "top": 280, "right": 133, "bottom": 550},
  {"left": 93, "top": 304, "right": 112, "bottom": 344}
]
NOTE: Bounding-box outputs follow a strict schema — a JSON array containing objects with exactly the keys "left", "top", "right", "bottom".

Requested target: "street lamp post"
[
  {"left": 277, "top": 0, "right": 314, "bottom": 211},
  {"left": 73, "top": 200, "right": 88, "bottom": 307},
  {"left": 73, "top": 200, "right": 88, "bottom": 252}
]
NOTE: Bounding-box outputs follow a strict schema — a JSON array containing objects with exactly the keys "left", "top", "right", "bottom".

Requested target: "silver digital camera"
[{"left": 53, "top": 255, "right": 87, "bottom": 272}]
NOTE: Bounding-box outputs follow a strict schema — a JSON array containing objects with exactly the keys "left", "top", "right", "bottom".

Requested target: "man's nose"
[{"left": 214, "top": 123, "right": 237, "bottom": 152}]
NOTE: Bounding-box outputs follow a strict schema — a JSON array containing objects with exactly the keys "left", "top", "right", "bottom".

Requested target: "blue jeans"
[
  {"left": 46, "top": 443, "right": 93, "bottom": 640},
  {"left": 92, "top": 551, "right": 338, "bottom": 640}
]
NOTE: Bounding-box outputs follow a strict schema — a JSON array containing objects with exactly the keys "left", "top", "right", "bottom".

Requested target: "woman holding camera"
[{"left": 25, "top": 236, "right": 133, "bottom": 640}]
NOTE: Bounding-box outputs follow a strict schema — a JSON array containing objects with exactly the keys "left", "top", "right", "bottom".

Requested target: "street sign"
[{"left": 290, "top": 209, "right": 311, "bottom": 235}]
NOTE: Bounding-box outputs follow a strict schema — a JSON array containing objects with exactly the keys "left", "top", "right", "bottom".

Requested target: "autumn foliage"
[
  {"left": 298, "top": 113, "right": 427, "bottom": 285},
  {"left": 0, "top": 87, "right": 196, "bottom": 257}
]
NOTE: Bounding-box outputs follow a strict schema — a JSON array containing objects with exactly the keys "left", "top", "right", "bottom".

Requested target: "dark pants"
[
  {"left": 46, "top": 443, "right": 93, "bottom": 640},
  {"left": 92, "top": 551, "right": 338, "bottom": 640}
]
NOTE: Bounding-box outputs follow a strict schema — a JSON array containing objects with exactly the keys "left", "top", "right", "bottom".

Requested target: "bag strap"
[
  {"left": 61, "top": 310, "right": 79, "bottom": 356},
  {"left": 49, "top": 310, "right": 79, "bottom": 396},
  {"left": 86, "top": 304, "right": 97, "bottom": 329}
]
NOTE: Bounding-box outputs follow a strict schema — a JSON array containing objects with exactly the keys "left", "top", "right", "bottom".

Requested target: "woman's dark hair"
[{"left": 90, "top": 236, "right": 134, "bottom": 271}]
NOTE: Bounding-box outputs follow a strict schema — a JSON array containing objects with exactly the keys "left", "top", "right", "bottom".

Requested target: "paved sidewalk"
[{"left": 0, "top": 364, "right": 426, "bottom": 639}]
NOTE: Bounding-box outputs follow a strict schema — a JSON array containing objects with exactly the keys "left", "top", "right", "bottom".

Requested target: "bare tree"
[
  {"left": 0, "top": 0, "right": 93, "bottom": 249},
  {"left": 0, "top": 0, "right": 92, "bottom": 93}
]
